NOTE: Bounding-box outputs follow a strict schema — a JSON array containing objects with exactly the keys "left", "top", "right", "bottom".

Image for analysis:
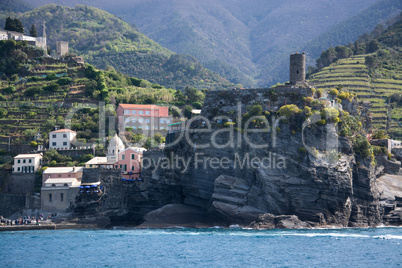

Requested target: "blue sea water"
[{"left": 0, "top": 227, "right": 401, "bottom": 267}]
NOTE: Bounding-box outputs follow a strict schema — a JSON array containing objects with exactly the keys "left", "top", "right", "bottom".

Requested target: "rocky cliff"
[{"left": 71, "top": 87, "right": 401, "bottom": 228}]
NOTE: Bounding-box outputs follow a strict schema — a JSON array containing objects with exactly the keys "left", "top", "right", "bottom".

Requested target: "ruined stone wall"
[
  {"left": 201, "top": 87, "right": 313, "bottom": 120},
  {"left": 393, "top": 148, "right": 402, "bottom": 162},
  {"left": 80, "top": 168, "right": 128, "bottom": 210}
]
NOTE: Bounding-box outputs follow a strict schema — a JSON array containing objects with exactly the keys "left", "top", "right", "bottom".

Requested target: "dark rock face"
[
  {"left": 248, "top": 213, "right": 312, "bottom": 229},
  {"left": 133, "top": 120, "right": 388, "bottom": 228},
  {"left": 393, "top": 148, "right": 402, "bottom": 162},
  {"left": 138, "top": 204, "right": 210, "bottom": 228},
  {"left": 128, "top": 89, "right": 398, "bottom": 228},
  {"left": 72, "top": 89, "right": 401, "bottom": 228}
]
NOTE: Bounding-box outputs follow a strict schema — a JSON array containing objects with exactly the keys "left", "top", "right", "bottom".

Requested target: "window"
[
  {"left": 64, "top": 183, "right": 68, "bottom": 186},
  {"left": 68, "top": 174, "right": 71, "bottom": 177},
  {"left": 145, "top": 126, "right": 150, "bottom": 130},
  {"left": 131, "top": 154, "right": 135, "bottom": 160},
  {"left": 29, "top": 159, "right": 32, "bottom": 163},
  {"left": 122, "top": 155, "right": 125, "bottom": 160},
  {"left": 139, "top": 119, "right": 143, "bottom": 123},
  {"left": 63, "top": 134, "right": 67, "bottom": 138},
  {"left": 49, "top": 194, "right": 52, "bottom": 202},
  {"left": 167, "top": 120, "right": 171, "bottom": 123},
  {"left": 60, "top": 193, "right": 64, "bottom": 202},
  {"left": 17, "top": 167, "right": 20, "bottom": 171},
  {"left": 52, "top": 142, "right": 56, "bottom": 146},
  {"left": 52, "top": 134, "right": 56, "bottom": 138},
  {"left": 58, "top": 174, "right": 61, "bottom": 177},
  {"left": 160, "top": 119, "right": 164, "bottom": 123},
  {"left": 145, "top": 119, "right": 150, "bottom": 123},
  {"left": 17, "top": 159, "right": 20, "bottom": 163},
  {"left": 132, "top": 166, "right": 134, "bottom": 171},
  {"left": 52, "top": 184, "right": 56, "bottom": 187},
  {"left": 23, "top": 159, "right": 26, "bottom": 163},
  {"left": 63, "top": 142, "right": 67, "bottom": 146},
  {"left": 131, "top": 118, "right": 136, "bottom": 123},
  {"left": 124, "top": 164, "right": 127, "bottom": 171},
  {"left": 133, "top": 126, "right": 136, "bottom": 130},
  {"left": 145, "top": 111, "right": 150, "bottom": 115},
  {"left": 297, "top": 70, "right": 299, "bottom": 74},
  {"left": 89, "top": 164, "right": 92, "bottom": 167},
  {"left": 120, "top": 165, "right": 122, "bottom": 169},
  {"left": 115, "top": 165, "right": 118, "bottom": 168},
  {"left": 125, "top": 110, "right": 130, "bottom": 115},
  {"left": 132, "top": 110, "right": 136, "bottom": 114},
  {"left": 139, "top": 111, "right": 143, "bottom": 115}
]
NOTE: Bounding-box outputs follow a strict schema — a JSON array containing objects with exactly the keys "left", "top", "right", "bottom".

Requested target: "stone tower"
[
  {"left": 56, "top": 41, "right": 69, "bottom": 58},
  {"left": 289, "top": 52, "right": 306, "bottom": 84}
]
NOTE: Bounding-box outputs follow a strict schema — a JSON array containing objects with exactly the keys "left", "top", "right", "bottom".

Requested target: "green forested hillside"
[
  {"left": 0, "top": 0, "right": 31, "bottom": 14},
  {"left": 0, "top": 4, "right": 234, "bottom": 90},
  {"left": 309, "top": 18, "right": 402, "bottom": 139},
  {"left": 24, "top": 0, "right": 402, "bottom": 87}
]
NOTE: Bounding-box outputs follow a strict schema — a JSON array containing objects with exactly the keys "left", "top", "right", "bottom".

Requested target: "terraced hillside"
[
  {"left": 309, "top": 55, "right": 402, "bottom": 139},
  {"left": 0, "top": 59, "right": 102, "bottom": 150},
  {"left": 0, "top": 40, "right": 205, "bottom": 152}
]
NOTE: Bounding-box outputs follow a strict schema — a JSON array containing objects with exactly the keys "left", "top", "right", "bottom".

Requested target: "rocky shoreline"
[
  {"left": 2, "top": 210, "right": 401, "bottom": 232},
  {"left": 13, "top": 203, "right": 395, "bottom": 232}
]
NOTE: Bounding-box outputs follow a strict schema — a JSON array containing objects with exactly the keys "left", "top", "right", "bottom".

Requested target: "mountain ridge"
[
  {"left": 22, "top": 0, "right": 400, "bottom": 87},
  {"left": 0, "top": 4, "right": 234, "bottom": 90}
]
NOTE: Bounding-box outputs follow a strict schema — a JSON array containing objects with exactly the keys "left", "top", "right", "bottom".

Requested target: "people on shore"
[{"left": 0, "top": 215, "right": 47, "bottom": 227}]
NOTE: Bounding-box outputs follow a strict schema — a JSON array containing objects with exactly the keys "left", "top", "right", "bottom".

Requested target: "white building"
[
  {"left": 84, "top": 157, "right": 109, "bottom": 169},
  {"left": 12, "top": 153, "right": 43, "bottom": 173},
  {"left": 49, "top": 129, "right": 77, "bottom": 149},
  {"left": 0, "top": 29, "right": 47, "bottom": 50},
  {"left": 84, "top": 134, "right": 126, "bottom": 168},
  {"left": 127, "top": 147, "right": 147, "bottom": 154}
]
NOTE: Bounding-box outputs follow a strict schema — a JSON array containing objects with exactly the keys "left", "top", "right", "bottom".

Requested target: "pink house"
[
  {"left": 115, "top": 147, "right": 143, "bottom": 180},
  {"left": 42, "top": 166, "right": 84, "bottom": 184},
  {"left": 116, "top": 104, "right": 172, "bottom": 132}
]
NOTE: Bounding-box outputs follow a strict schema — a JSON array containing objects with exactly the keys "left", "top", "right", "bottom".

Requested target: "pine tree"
[
  {"left": 29, "top": 24, "right": 37, "bottom": 37},
  {"left": 4, "top": 17, "right": 24, "bottom": 33},
  {"left": 4, "top": 17, "right": 16, "bottom": 31},
  {"left": 13, "top": 18, "right": 24, "bottom": 33}
]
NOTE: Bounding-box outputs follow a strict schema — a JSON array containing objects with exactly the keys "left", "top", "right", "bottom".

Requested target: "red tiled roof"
[
  {"left": 118, "top": 104, "right": 165, "bottom": 109},
  {"left": 50, "top": 129, "right": 76, "bottom": 133}
]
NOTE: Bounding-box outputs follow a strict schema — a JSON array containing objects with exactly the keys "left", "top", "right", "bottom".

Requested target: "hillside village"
[
  {"left": 0, "top": 11, "right": 401, "bottom": 229},
  {"left": 2, "top": 2, "right": 402, "bottom": 268},
  {"left": 1, "top": 45, "right": 402, "bottom": 228}
]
